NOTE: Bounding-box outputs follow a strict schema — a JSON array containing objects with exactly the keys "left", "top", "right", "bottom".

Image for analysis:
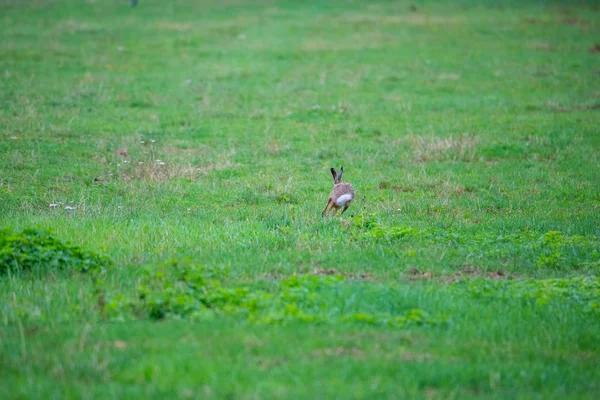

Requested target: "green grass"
[{"left": 1, "top": 0, "right": 599, "bottom": 398}]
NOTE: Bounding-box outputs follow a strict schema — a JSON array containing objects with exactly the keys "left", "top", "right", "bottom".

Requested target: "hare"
[{"left": 322, "top": 166, "right": 355, "bottom": 217}]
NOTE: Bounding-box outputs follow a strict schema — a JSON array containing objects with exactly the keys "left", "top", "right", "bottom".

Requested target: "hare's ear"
[
  {"left": 330, "top": 167, "right": 337, "bottom": 181},
  {"left": 337, "top": 167, "right": 343, "bottom": 182}
]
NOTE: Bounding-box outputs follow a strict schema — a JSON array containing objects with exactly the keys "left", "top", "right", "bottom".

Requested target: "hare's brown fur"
[{"left": 322, "top": 167, "right": 355, "bottom": 217}]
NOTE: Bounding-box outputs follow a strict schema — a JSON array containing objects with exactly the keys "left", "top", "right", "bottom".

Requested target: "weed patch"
[
  {"left": 458, "top": 276, "right": 600, "bottom": 314},
  {"left": 351, "top": 215, "right": 599, "bottom": 271},
  {"left": 351, "top": 214, "right": 422, "bottom": 241},
  {"left": 0, "top": 228, "right": 111, "bottom": 276},
  {"left": 102, "top": 258, "right": 446, "bottom": 327}
]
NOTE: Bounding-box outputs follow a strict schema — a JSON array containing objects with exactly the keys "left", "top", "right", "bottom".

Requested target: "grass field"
[{"left": 1, "top": 0, "right": 600, "bottom": 398}]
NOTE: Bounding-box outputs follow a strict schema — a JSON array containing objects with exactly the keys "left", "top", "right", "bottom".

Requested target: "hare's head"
[{"left": 330, "top": 166, "right": 343, "bottom": 184}]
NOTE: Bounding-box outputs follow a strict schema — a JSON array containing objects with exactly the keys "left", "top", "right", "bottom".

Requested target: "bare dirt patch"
[
  {"left": 562, "top": 18, "right": 588, "bottom": 26},
  {"left": 406, "top": 268, "right": 433, "bottom": 281},
  {"left": 378, "top": 182, "right": 415, "bottom": 192},
  {"left": 405, "top": 267, "right": 510, "bottom": 283},
  {"left": 589, "top": 44, "right": 600, "bottom": 54},
  {"left": 259, "top": 269, "right": 372, "bottom": 281},
  {"left": 445, "top": 267, "right": 508, "bottom": 282},
  {"left": 255, "top": 357, "right": 287, "bottom": 371},
  {"left": 311, "top": 268, "right": 372, "bottom": 281},
  {"left": 521, "top": 17, "right": 590, "bottom": 27},
  {"left": 546, "top": 101, "right": 600, "bottom": 112},
  {"left": 432, "top": 182, "right": 477, "bottom": 199}
]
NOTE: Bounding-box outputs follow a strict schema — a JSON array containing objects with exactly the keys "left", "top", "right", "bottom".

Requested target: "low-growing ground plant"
[
  {"left": 102, "top": 258, "right": 446, "bottom": 327},
  {"left": 351, "top": 214, "right": 599, "bottom": 273},
  {"left": 0, "top": 228, "right": 111, "bottom": 276},
  {"left": 458, "top": 275, "right": 600, "bottom": 314}
]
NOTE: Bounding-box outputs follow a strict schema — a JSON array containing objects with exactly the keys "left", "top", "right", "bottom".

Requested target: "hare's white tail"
[{"left": 335, "top": 194, "right": 353, "bottom": 207}]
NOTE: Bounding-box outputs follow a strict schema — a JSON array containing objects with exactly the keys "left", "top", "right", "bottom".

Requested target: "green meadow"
[{"left": 1, "top": 0, "right": 599, "bottom": 398}]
